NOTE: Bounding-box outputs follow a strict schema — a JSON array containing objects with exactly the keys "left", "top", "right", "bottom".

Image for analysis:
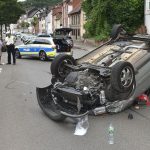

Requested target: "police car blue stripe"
[{"left": 19, "top": 47, "right": 54, "bottom": 53}]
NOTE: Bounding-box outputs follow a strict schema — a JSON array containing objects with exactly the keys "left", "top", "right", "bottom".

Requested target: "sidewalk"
[{"left": 73, "top": 40, "right": 97, "bottom": 51}]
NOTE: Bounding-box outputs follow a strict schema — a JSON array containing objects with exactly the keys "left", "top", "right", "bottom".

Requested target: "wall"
[
  {"left": 62, "top": 0, "right": 73, "bottom": 27},
  {"left": 80, "top": 10, "right": 85, "bottom": 39},
  {"left": 145, "top": 0, "right": 150, "bottom": 34},
  {"left": 45, "top": 11, "right": 53, "bottom": 34}
]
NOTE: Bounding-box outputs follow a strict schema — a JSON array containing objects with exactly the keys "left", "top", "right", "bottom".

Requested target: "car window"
[
  {"left": 55, "top": 31, "right": 61, "bottom": 35},
  {"left": 26, "top": 40, "right": 34, "bottom": 44},
  {"left": 38, "top": 35, "right": 51, "bottom": 37},
  {"left": 55, "top": 30, "right": 67, "bottom": 36},
  {"left": 33, "top": 39, "right": 51, "bottom": 45},
  {"left": 33, "top": 39, "right": 43, "bottom": 44},
  {"left": 43, "top": 39, "right": 51, "bottom": 45}
]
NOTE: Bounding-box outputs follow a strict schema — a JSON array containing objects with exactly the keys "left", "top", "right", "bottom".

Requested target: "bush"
[{"left": 82, "top": 0, "right": 144, "bottom": 40}]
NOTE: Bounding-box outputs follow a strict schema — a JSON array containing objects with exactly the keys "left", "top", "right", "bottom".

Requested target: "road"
[{"left": 0, "top": 43, "right": 150, "bottom": 150}]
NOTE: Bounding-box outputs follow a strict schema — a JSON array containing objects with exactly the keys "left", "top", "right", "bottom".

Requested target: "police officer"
[{"left": 5, "top": 32, "right": 16, "bottom": 65}]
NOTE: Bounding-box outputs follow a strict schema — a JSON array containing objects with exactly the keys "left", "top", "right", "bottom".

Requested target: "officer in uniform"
[{"left": 5, "top": 32, "right": 16, "bottom": 65}]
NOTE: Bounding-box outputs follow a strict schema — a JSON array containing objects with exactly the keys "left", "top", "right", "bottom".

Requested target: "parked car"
[
  {"left": 36, "top": 24, "right": 150, "bottom": 121},
  {"left": 23, "top": 35, "right": 37, "bottom": 44},
  {"left": 15, "top": 32, "right": 21, "bottom": 37},
  {"left": 15, "top": 37, "right": 72, "bottom": 61},
  {"left": 53, "top": 28, "right": 73, "bottom": 48}
]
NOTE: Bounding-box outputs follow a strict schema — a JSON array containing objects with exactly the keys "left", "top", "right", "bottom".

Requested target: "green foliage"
[
  {"left": 106, "top": 0, "right": 144, "bottom": 33},
  {"left": 31, "top": 17, "right": 38, "bottom": 27},
  {"left": 0, "top": 0, "right": 25, "bottom": 24},
  {"left": 20, "top": 21, "right": 30, "bottom": 28},
  {"left": 23, "top": 0, "right": 62, "bottom": 8},
  {"left": 82, "top": 0, "right": 144, "bottom": 40}
]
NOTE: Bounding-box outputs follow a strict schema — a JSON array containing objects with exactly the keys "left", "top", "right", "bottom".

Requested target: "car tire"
[
  {"left": 39, "top": 51, "right": 47, "bottom": 61},
  {"left": 51, "top": 54, "right": 76, "bottom": 79},
  {"left": 110, "top": 24, "right": 124, "bottom": 39},
  {"left": 15, "top": 49, "right": 21, "bottom": 59},
  {"left": 105, "top": 84, "right": 134, "bottom": 102},
  {"left": 111, "top": 61, "right": 135, "bottom": 92}
]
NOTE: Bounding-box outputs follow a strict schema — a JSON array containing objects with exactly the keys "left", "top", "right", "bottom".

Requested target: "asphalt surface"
[{"left": 0, "top": 42, "right": 150, "bottom": 150}]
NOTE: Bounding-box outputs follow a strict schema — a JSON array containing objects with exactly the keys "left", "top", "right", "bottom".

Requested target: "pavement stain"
[{"left": 5, "top": 80, "right": 30, "bottom": 90}]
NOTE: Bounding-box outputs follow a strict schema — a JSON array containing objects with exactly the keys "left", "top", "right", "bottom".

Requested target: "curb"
[{"left": 73, "top": 46, "right": 89, "bottom": 51}]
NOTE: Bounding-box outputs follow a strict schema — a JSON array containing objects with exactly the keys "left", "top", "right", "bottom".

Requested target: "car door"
[
  {"left": 27, "top": 39, "right": 42, "bottom": 56},
  {"left": 21, "top": 40, "right": 33, "bottom": 55},
  {"left": 37, "top": 38, "right": 56, "bottom": 58}
]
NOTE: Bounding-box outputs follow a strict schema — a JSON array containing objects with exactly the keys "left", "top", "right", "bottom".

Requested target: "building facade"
[
  {"left": 17, "top": 0, "right": 86, "bottom": 38},
  {"left": 45, "top": 7, "right": 53, "bottom": 34},
  {"left": 62, "top": 0, "right": 73, "bottom": 28},
  {"left": 69, "top": 0, "right": 85, "bottom": 39},
  {"left": 145, "top": 0, "right": 150, "bottom": 34},
  {"left": 52, "top": 4, "right": 63, "bottom": 32}
]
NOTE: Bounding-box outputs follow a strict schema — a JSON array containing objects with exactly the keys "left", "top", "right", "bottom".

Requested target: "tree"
[
  {"left": 82, "top": 0, "right": 144, "bottom": 40},
  {"left": 20, "top": 21, "right": 30, "bottom": 32},
  {"left": 0, "top": 0, "right": 25, "bottom": 38},
  {"left": 23, "top": 0, "right": 62, "bottom": 8},
  {"left": 31, "top": 17, "right": 39, "bottom": 33},
  {"left": 0, "top": 0, "right": 25, "bottom": 24}
]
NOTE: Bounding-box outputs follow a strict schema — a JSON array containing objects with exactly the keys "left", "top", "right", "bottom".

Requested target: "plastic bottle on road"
[{"left": 108, "top": 123, "right": 114, "bottom": 144}]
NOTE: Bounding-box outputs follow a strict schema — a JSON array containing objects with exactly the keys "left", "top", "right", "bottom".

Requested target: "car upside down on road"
[{"left": 36, "top": 24, "right": 150, "bottom": 121}]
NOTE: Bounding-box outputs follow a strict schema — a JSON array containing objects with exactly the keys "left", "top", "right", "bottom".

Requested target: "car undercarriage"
[{"left": 36, "top": 24, "right": 150, "bottom": 121}]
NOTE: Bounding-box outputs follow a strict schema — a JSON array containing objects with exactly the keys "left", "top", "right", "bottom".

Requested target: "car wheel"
[
  {"left": 105, "top": 84, "right": 134, "bottom": 102},
  {"left": 51, "top": 54, "right": 76, "bottom": 79},
  {"left": 111, "top": 61, "right": 135, "bottom": 92},
  {"left": 39, "top": 51, "right": 47, "bottom": 61},
  {"left": 110, "top": 24, "right": 124, "bottom": 40},
  {"left": 15, "top": 49, "right": 21, "bottom": 59}
]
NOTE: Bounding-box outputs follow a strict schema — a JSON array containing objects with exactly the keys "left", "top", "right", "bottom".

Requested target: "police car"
[{"left": 15, "top": 37, "right": 72, "bottom": 61}]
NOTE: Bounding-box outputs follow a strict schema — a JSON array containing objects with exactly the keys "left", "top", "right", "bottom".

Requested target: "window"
[
  {"left": 33, "top": 39, "right": 43, "bottom": 44},
  {"left": 43, "top": 39, "right": 51, "bottom": 45},
  {"left": 75, "top": 15, "right": 77, "bottom": 25},
  {"left": 73, "top": 16, "right": 74, "bottom": 25},
  {"left": 33, "top": 39, "right": 50, "bottom": 45},
  {"left": 26, "top": 40, "right": 34, "bottom": 44},
  {"left": 77, "top": 15, "right": 79, "bottom": 25},
  {"left": 71, "top": 16, "right": 73, "bottom": 25},
  {"left": 78, "top": 29, "right": 80, "bottom": 36},
  {"left": 147, "top": 0, "right": 150, "bottom": 11},
  {"left": 72, "top": 29, "right": 75, "bottom": 35}
]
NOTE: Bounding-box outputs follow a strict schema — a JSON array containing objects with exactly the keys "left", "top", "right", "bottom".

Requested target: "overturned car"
[{"left": 37, "top": 25, "right": 150, "bottom": 121}]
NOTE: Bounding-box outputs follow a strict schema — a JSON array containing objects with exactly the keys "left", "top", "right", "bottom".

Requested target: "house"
[
  {"left": 62, "top": 0, "right": 73, "bottom": 28},
  {"left": 52, "top": 4, "right": 63, "bottom": 32},
  {"left": 45, "top": 7, "right": 53, "bottom": 34},
  {"left": 18, "top": 14, "right": 28, "bottom": 32},
  {"left": 27, "top": 8, "right": 40, "bottom": 33},
  {"left": 38, "top": 8, "right": 47, "bottom": 33},
  {"left": 145, "top": 0, "right": 150, "bottom": 34},
  {"left": 68, "top": 0, "right": 85, "bottom": 39}
]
